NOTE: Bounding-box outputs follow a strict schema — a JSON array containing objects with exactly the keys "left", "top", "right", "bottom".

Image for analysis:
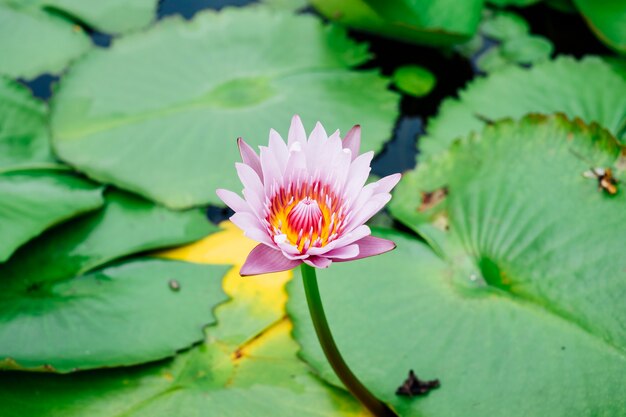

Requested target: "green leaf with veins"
[
  {"left": 572, "top": 0, "right": 626, "bottom": 53},
  {"left": 481, "top": 11, "right": 529, "bottom": 41},
  {"left": 289, "top": 115, "right": 626, "bottom": 417},
  {"left": 500, "top": 35, "right": 553, "bottom": 64},
  {"left": 421, "top": 56, "right": 626, "bottom": 160},
  {"left": 0, "top": 228, "right": 365, "bottom": 417},
  {"left": 0, "top": 0, "right": 157, "bottom": 34},
  {"left": 311, "top": 0, "right": 483, "bottom": 46},
  {"left": 0, "top": 77, "right": 58, "bottom": 172},
  {"left": 0, "top": 190, "right": 214, "bottom": 288},
  {"left": 0, "top": 259, "right": 229, "bottom": 373},
  {"left": 50, "top": 8, "right": 399, "bottom": 209},
  {"left": 0, "top": 190, "right": 220, "bottom": 372},
  {"left": 0, "top": 170, "right": 103, "bottom": 263},
  {"left": 0, "top": 4, "right": 90, "bottom": 78}
]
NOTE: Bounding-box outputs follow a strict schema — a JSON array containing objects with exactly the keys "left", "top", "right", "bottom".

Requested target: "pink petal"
[
  {"left": 230, "top": 212, "right": 273, "bottom": 246},
  {"left": 216, "top": 189, "right": 250, "bottom": 213},
  {"left": 335, "top": 236, "right": 396, "bottom": 262},
  {"left": 236, "top": 162, "right": 264, "bottom": 192},
  {"left": 268, "top": 129, "right": 289, "bottom": 172},
  {"left": 240, "top": 244, "right": 302, "bottom": 276},
  {"left": 304, "top": 256, "right": 332, "bottom": 269},
  {"left": 274, "top": 235, "right": 309, "bottom": 260},
  {"left": 308, "top": 121, "right": 328, "bottom": 146},
  {"left": 329, "top": 224, "right": 371, "bottom": 248},
  {"left": 343, "top": 151, "right": 374, "bottom": 202},
  {"left": 325, "top": 244, "right": 359, "bottom": 260},
  {"left": 260, "top": 146, "right": 282, "bottom": 192},
  {"left": 373, "top": 173, "right": 401, "bottom": 194},
  {"left": 305, "top": 122, "right": 329, "bottom": 171},
  {"left": 288, "top": 115, "right": 307, "bottom": 148},
  {"left": 347, "top": 181, "right": 376, "bottom": 214},
  {"left": 342, "top": 125, "right": 361, "bottom": 161},
  {"left": 346, "top": 193, "right": 392, "bottom": 231},
  {"left": 283, "top": 144, "right": 307, "bottom": 183},
  {"left": 237, "top": 138, "right": 262, "bottom": 178},
  {"left": 236, "top": 162, "right": 265, "bottom": 216}
]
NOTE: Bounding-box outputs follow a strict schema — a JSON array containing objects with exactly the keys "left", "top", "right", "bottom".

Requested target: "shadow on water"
[{"left": 158, "top": 0, "right": 259, "bottom": 19}]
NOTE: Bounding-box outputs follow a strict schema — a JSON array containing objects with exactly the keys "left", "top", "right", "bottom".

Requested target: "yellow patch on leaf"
[{"left": 159, "top": 221, "right": 291, "bottom": 318}]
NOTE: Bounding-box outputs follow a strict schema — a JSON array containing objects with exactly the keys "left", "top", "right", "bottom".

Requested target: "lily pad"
[
  {"left": 500, "top": 35, "right": 553, "bottom": 64},
  {"left": 0, "top": 223, "right": 365, "bottom": 417},
  {"left": 0, "top": 4, "right": 90, "bottom": 78},
  {"left": 0, "top": 259, "right": 228, "bottom": 373},
  {"left": 160, "top": 222, "right": 290, "bottom": 347},
  {"left": 421, "top": 56, "right": 626, "bottom": 160},
  {"left": 0, "top": 170, "right": 103, "bottom": 263},
  {"left": 572, "top": 0, "right": 626, "bottom": 53},
  {"left": 475, "top": 47, "right": 510, "bottom": 73},
  {"left": 0, "top": 0, "right": 158, "bottom": 34},
  {"left": 481, "top": 11, "right": 529, "bottom": 41},
  {"left": 289, "top": 116, "right": 626, "bottom": 417},
  {"left": 50, "top": 8, "right": 399, "bottom": 209},
  {"left": 488, "top": 0, "right": 540, "bottom": 6},
  {"left": 311, "top": 0, "right": 483, "bottom": 46},
  {"left": 392, "top": 65, "right": 436, "bottom": 97},
  {"left": 0, "top": 76, "right": 57, "bottom": 172},
  {"left": 0, "top": 189, "right": 214, "bottom": 287},
  {"left": 0, "top": 190, "right": 220, "bottom": 371}
]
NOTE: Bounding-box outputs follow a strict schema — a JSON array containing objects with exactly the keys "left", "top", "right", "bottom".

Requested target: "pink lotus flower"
[{"left": 217, "top": 116, "right": 401, "bottom": 276}]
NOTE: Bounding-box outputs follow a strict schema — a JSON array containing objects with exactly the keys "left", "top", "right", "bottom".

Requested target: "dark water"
[
  {"left": 18, "top": 0, "right": 608, "bottom": 223},
  {"left": 158, "top": 0, "right": 259, "bottom": 19}
]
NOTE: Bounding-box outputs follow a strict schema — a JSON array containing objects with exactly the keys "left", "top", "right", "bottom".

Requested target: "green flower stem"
[{"left": 300, "top": 263, "right": 396, "bottom": 417}]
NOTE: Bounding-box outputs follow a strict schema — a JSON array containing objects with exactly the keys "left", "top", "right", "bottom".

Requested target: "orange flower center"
[{"left": 266, "top": 180, "right": 346, "bottom": 252}]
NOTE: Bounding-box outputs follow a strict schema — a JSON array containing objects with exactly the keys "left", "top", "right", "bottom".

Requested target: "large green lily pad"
[
  {"left": 289, "top": 116, "right": 626, "bottom": 416},
  {"left": 0, "top": 77, "right": 57, "bottom": 172},
  {"left": 311, "top": 0, "right": 483, "bottom": 46},
  {"left": 421, "top": 56, "right": 626, "bottom": 160},
  {"left": 50, "top": 7, "right": 399, "bottom": 209},
  {"left": 0, "top": 227, "right": 365, "bottom": 417},
  {"left": 0, "top": 190, "right": 215, "bottom": 287},
  {"left": 573, "top": 0, "right": 626, "bottom": 54},
  {"left": 0, "top": 4, "right": 90, "bottom": 78},
  {"left": 0, "top": 170, "right": 103, "bottom": 263},
  {"left": 0, "top": 190, "right": 221, "bottom": 372},
  {"left": 0, "top": 259, "right": 229, "bottom": 373},
  {"left": 1, "top": 0, "right": 158, "bottom": 34}
]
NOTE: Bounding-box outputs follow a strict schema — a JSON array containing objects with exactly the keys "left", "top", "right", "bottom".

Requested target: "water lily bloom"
[{"left": 217, "top": 116, "right": 401, "bottom": 276}]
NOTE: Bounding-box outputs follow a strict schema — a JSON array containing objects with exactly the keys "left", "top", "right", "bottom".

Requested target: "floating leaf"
[
  {"left": 0, "top": 190, "right": 220, "bottom": 371},
  {"left": 0, "top": 259, "right": 228, "bottom": 373},
  {"left": 259, "top": 0, "right": 308, "bottom": 12},
  {"left": 500, "top": 35, "right": 553, "bottom": 64},
  {"left": 50, "top": 8, "right": 398, "bottom": 209},
  {"left": 160, "top": 222, "right": 289, "bottom": 346},
  {"left": 0, "top": 170, "right": 103, "bottom": 263},
  {"left": 0, "top": 76, "right": 56, "bottom": 172},
  {"left": 311, "top": 0, "right": 483, "bottom": 46},
  {"left": 481, "top": 11, "right": 529, "bottom": 41},
  {"left": 290, "top": 116, "right": 626, "bottom": 417},
  {"left": 488, "top": 0, "right": 541, "bottom": 7},
  {"left": 0, "top": 223, "right": 365, "bottom": 416},
  {"left": 475, "top": 47, "right": 510, "bottom": 72},
  {"left": 0, "top": 0, "right": 158, "bottom": 34},
  {"left": 392, "top": 65, "right": 436, "bottom": 97},
  {"left": 572, "top": 0, "right": 626, "bottom": 53},
  {"left": 421, "top": 56, "right": 626, "bottom": 160},
  {"left": 0, "top": 4, "right": 90, "bottom": 78},
  {"left": 0, "top": 190, "right": 214, "bottom": 287}
]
